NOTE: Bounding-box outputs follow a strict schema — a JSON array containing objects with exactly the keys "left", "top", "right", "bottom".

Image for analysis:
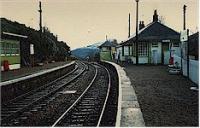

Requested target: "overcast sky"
[{"left": 0, "top": 0, "right": 199, "bottom": 49}]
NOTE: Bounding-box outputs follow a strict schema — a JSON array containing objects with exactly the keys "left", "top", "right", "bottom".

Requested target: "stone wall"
[{"left": 1, "top": 62, "right": 76, "bottom": 103}]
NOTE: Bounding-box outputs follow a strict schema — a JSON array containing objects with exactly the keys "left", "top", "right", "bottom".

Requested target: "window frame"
[
  {"left": 138, "top": 43, "right": 148, "bottom": 57},
  {"left": 152, "top": 42, "right": 158, "bottom": 47}
]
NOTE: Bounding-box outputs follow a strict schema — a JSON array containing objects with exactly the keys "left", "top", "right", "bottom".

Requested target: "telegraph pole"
[
  {"left": 183, "top": 5, "right": 186, "bottom": 30},
  {"left": 180, "top": 5, "right": 187, "bottom": 74},
  {"left": 128, "top": 13, "right": 131, "bottom": 38},
  {"left": 187, "top": 29, "right": 189, "bottom": 77},
  {"left": 39, "top": 1, "right": 42, "bottom": 47},
  {"left": 183, "top": 5, "right": 189, "bottom": 77},
  {"left": 135, "top": 0, "right": 139, "bottom": 65}
]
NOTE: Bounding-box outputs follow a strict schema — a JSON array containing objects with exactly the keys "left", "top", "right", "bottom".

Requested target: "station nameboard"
[
  {"left": 162, "top": 39, "right": 170, "bottom": 42},
  {"left": 180, "top": 30, "right": 188, "bottom": 42},
  {"left": 30, "top": 44, "right": 34, "bottom": 55}
]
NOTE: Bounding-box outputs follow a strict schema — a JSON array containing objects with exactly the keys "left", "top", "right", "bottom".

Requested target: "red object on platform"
[
  {"left": 169, "top": 57, "right": 174, "bottom": 65},
  {"left": 3, "top": 60, "right": 9, "bottom": 71}
]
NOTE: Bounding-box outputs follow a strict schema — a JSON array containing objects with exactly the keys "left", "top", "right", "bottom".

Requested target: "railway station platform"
[
  {"left": 105, "top": 61, "right": 145, "bottom": 127},
  {"left": 0, "top": 61, "right": 76, "bottom": 103},
  {"left": 1, "top": 61, "right": 73, "bottom": 82}
]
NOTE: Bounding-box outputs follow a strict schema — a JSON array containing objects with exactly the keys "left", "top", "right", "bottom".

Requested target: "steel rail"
[
  {"left": 1, "top": 61, "right": 87, "bottom": 124},
  {"left": 52, "top": 63, "right": 98, "bottom": 127},
  {"left": 3, "top": 64, "right": 78, "bottom": 106},
  {"left": 96, "top": 64, "right": 111, "bottom": 126}
]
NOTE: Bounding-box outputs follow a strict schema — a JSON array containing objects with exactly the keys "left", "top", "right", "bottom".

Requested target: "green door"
[{"left": 162, "top": 43, "right": 169, "bottom": 64}]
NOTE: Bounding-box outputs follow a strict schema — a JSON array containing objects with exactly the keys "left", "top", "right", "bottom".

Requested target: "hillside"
[{"left": 1, "top": 18, "right": 70, "bottom": 62}]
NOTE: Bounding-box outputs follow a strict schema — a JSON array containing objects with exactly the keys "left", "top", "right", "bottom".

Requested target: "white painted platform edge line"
[
  {"left": 115, "top": 64, "right": 122, "bottom": 127},
  {"left": 103, "top": 61, "right": 145, "bottom": 127},
  {"left": 103, "top": 61, "right": 122, "bottom": 127},
  {"left": 0, "top": 61, "right": 75, "bottom": 86}
]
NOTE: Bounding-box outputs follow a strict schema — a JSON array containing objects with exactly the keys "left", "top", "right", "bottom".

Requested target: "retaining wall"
[{"left": 1, "top": 61, "right": 76, "bottom": 103}]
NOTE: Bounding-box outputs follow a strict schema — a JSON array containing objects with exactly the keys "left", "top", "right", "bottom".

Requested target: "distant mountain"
[
  {"left": 72, "top": 39, "right": 118, "bottom": 60},
  {"left": 1, "top": 18, "right": 70, "bottom": 62},
  {"left": 87, "top": 39, "right": 118, "bottom": 48},
  {"left": 87, "top": 42, "right": 104, "bottom": 48},
  {"left": 71, "top": 47, "right": 100, "bottom": 60}
]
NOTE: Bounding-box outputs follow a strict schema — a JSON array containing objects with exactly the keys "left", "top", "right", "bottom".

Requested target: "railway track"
[
  {"left": 1, "top": 61, "right": 117, "bottom": 127},
  {"left": 52, "top": 63, "right": 111, "bottom": 127},
  {"left": 1, "top": 61, "right": 89, "bottom": 126}
]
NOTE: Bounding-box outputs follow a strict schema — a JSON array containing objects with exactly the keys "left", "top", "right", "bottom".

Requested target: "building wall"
[
  {"left": 174, "top": 55, "right": 198, "bottom": 85},
  {"left": 139, "top": 57, "right": 148, "bottom": 64},
  {"left": 124, "top": 46, "right": 129, "bottom": 56},
  {"left": 117, "top": 41, "right": 181, "bottom": 65},
  {"left": 100, "top": 51, "right": 112, "bottom": 61},
  {"left": 116, "top": 47, "right": 124, "bottom": 61},
  {"left": 171, "top": 42, "right": 181, "bottom": 57},
  {"left": 163, "top": 42, "right": 181, "bottom": 65},
  {"left": 117, "top": 45, "right": 133, "bottom": 62},
  {"left": 100, "top": 47, "right": 111, "bottom": 61}
]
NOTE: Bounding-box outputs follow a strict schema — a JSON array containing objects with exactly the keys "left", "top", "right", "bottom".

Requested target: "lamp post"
[{"left": 135, "top": 0, "right": 139, "bottom": 65}]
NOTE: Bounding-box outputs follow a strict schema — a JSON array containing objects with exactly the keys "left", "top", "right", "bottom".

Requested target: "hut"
[
  {"left": 1, "top": 32, "right": 29, "bottom": 71},
  {"left": 99, "top": 40, "right": 118, "bottom": 61}
]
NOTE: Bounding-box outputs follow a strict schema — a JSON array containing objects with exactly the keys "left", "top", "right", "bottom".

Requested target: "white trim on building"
[{"left": 1, "top": 64, "right": 20, "bottom": 71}]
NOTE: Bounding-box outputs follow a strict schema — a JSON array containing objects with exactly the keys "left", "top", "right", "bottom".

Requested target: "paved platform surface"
[
  {"left": 1, "top": 61, "right": 72, "bottom": 82},
  {"left": 124, "top": 65, "right": 198, "bottom": 126},
  {"left": 106, "top": 61, "right": 145, "bottom": 127}
]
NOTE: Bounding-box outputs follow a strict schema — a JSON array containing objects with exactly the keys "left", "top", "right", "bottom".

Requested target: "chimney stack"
[
  {"left": 139, "top": 21, "right": 145, "bottom": 30},
  {"left": 153, "top": 10, "right": 158, "bottom": 22}
]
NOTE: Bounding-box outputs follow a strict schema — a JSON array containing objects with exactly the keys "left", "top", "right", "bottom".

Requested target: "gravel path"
[
  {"left": 1, "top": 61, "right": 71, "bottom": 82},
  {"left": 124, "top": 65, "right": 198, "bottom": 126}
]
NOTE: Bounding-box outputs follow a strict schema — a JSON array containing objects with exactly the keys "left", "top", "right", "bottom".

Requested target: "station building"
[
  {"left": 1, "top": 32, "right": 29, "bottom": 71},
  {"left": 99, "top": 40, "right": 118, "bottom": 61},
  {"left": 117, "top": 10, "right": 180, "bottom": 65}
]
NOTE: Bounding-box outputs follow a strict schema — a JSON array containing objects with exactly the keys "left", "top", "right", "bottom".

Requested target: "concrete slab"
[
  {"left": 121, "top": 108, "right": 145, "bottom": 127},
  {"left": 121, "top": 101, "right": 140, "bottom": 108},
  {"left": 0, "top": 61, "right": 75, "bottom": 86},
  {"left": 104, "top": 61, "right": 145, "bottom": 127},
  {"left": 122, "top": 95, "right": 137, "bottom": 101}
]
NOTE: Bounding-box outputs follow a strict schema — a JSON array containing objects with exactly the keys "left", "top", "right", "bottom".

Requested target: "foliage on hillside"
[{"left": 1, "top": 18, "right": 70, "bottom": 62}]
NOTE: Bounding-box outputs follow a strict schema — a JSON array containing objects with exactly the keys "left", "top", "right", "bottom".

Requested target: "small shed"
[
  {"left": 1, "top": 32, "right": 29, "bottom": 71},
  {"left": 99, "top": 40, "right": 118, "bottom": 61}
]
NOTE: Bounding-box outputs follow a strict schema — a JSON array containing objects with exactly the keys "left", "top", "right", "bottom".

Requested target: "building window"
[
  {"left": 173, "top": 42, "right": 179, "bottom": 47},
  {"left": 0, "top": 41, "right": 5, "bottom": 54},
  {"left": 152, "top": 42, "right": 158, "bottom": 47},
  {"left": 1, "top": 41, "right": 20, "bottom": 55},
  {"left": 102, "top": 47, "right": 108, "bottom": 52},
  {"left": 128, "top": 46, "right": 132, "bottom": 56},
  {"left": 138, "top": 43, "right": 148, "bottom": 56}
]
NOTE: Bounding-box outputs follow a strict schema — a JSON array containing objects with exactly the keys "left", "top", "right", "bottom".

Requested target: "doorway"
[
  {"left": 162, "top": 43, "right": 169, "bottom": 64},
  {"left": 152, "top": 50, "right": 158, "bottom": 64}
]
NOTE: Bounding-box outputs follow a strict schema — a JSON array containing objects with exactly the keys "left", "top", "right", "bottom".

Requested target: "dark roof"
[
  {"left": 189, "top": 32, "right": 199, "bottom": 57},
  {"left": 121, "top": 21, "right": 180, "bottom": 46},
  {"left": 100, "top": 40, "right": 118, "bottom": 47}
]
